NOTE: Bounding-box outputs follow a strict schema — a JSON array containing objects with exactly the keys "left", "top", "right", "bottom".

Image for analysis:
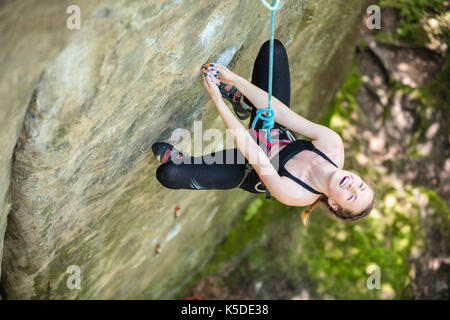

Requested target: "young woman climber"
[{"left": 152, "top": 39, "right": 375, "bottom": 224}]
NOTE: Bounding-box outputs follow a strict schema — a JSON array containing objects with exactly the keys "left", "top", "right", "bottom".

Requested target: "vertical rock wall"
[{"left": 0, "top": 0, "right": 370, "bottom": 299}]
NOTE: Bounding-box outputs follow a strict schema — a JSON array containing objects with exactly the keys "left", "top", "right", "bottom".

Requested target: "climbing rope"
[{"left": 250, "top": 0, "right": 280, "bottom": 144}]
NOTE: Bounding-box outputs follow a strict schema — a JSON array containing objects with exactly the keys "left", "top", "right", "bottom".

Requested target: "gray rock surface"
[{"left": 0, "top": 0, "right": 370, "bottom": 299}]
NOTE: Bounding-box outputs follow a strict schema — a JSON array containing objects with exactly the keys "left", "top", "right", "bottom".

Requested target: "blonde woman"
[{"left": 153, "top": 40, "right": 374, "bottom": 224}]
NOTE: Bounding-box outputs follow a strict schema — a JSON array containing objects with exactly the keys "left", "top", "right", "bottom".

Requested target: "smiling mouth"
[{"left": 339, "top": 176, "right": 350, "bottom": 188}]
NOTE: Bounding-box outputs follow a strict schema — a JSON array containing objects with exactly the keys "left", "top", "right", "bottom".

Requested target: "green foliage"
[
  {"left": 176, "top": 196, "right": 299, "bottom": 298},
  {"left": 422, "top": 51, "right": 450, "bottom": 112},
  {"left": 384, "top": 47, "right": 450, "bottom": 155},
  {"left": 182, "top": 179, "right": 441, "bottom": 299},
  {"left": 415, "top": 187, "right": 450, "bottom": 241},
  {"left": 379, "top": 0, "right": 446, "bottom": 43},
  {"left": 296, "top": 184, "right": 429, "bottom": 299},
  {"left": 320, "top": 64, "right": 361, "bottom": 135},
  {"left": 295, "top": 67, "right": 428, "bottom": 298},
  {"left": 203, "top": 197, "right": 296, "bottom": 274}
]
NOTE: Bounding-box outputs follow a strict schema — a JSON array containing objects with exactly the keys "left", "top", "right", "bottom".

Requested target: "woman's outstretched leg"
[
  {"left": 155, "top": 148, "right": 247, "bottom": 190},
  {"left": 245, "top": 39, "right": 291, "bottom": 130}
]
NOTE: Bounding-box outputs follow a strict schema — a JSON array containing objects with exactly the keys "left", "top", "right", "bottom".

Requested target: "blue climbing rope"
[{"left": 251, "top": 0, "right": 280, "bottom": 144}]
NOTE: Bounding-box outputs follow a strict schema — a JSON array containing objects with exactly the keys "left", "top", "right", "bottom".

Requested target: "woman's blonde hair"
[
  {"left": 301, "top": 194, "right": 375, "bottom": 226},
  {"left": 301, "top": 197, "right": 322, "bottom": 226}
]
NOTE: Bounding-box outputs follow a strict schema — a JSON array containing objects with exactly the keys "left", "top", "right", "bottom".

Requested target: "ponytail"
[{"left": 301, "top": 196, "right": 324, "bottom": 226}]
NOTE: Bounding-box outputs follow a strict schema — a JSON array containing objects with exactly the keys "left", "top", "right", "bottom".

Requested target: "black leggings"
[{"left": 156, "top": 39, "right": 291, "bottom": 193}]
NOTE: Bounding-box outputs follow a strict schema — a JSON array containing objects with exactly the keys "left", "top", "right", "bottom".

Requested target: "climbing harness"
[
  {"left": 250, "top": 0, "right": 281, "bottom": 144},
  {"left": 238, "top": 126, "right": 298, "bottom": 201}
]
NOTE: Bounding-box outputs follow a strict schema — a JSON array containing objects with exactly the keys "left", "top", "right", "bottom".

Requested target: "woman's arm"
[
  {"left": 203, "top": 67, "right": 314, "bottom": 205},
  {"left": 233, "top": 74, "right": 342, "bottom": 144},
  {"left": 214, "top": 99, "right": 314, "bottom": 206}
]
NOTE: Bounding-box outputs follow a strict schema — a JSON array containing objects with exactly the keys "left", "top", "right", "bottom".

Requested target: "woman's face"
[{"left": 328, "top": 170, "right": 373, "bottom": 213}]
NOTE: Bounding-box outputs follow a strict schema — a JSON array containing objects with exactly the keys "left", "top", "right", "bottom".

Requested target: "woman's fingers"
[
  {"left": 202, "top": 64, "right": 222, "bottom": 98},
  {"left": 203, "top": 73, "right": 211, "bottom": 89},
  {"left": 207, "top": 64, "right": 234, "bottom": 84},
  {"left": 203, "top": 72, "right": 215, "bottom": 89},
  {"left": 204, "top": 75, "right": 212, "bottom": 90},
  {"left": 204, "top": 69, "right": 219, "bottom": 85},
  {"left": 203, "top": 74, "right": 221, "bottom": 102},
  {"left": 203, "top": 63, "right": 221, "bottom": 78},
  {"left": 214, "top": 64, "right": 227, "bottom": 74}
]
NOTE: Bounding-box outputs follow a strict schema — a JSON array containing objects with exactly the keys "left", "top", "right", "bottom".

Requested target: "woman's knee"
[{"left": 156, "top": 162, "right": 179, "bottom": 189}]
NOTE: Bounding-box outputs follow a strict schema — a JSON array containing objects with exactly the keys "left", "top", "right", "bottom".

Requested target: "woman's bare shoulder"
[
  {"left": 311, "top": 134, "right": 345, "bottom": 168},
  {"left": 277, "top": 176, "right": 322, "bottom": 206}
]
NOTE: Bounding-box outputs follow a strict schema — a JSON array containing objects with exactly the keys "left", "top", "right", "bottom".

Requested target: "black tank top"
[{"left": 270, "top": 140, "right": 339, "bottom": 195}]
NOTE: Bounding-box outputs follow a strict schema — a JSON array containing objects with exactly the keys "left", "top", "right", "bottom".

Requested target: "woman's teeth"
[{"left": 339, "top": 176, "right": 349, "bottom": 187}]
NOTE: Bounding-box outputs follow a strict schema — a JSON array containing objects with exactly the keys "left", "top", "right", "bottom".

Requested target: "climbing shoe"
[
  {"left": 218, "top": 83, "right": 252, "bottom": 120},
  {"left": 151, "top": 142, "right": 184, "bottom": 164}
]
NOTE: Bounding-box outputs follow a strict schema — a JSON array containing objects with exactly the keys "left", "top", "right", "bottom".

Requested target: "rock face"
[{"left": 0, "top": 0, "right": 370, "bottom": 299}]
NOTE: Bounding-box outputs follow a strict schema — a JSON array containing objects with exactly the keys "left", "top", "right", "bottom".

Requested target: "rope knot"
[{"left": 252, "top": 107, "right": 276, "bottom": 143}]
